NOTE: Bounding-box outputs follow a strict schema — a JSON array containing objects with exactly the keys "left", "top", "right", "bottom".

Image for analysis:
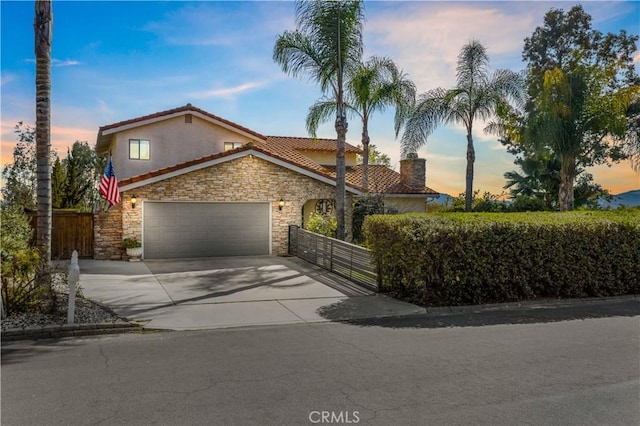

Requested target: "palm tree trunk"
[
  {"left": 335, "top": 115, "right": 347, "bottom": 241},
  {"left": 35, "top": 0, "right": 52, "bottom": 264},
  {"left": 558, "top": 156, "right": 576, "bottom": 211},
  {"left": 465, "top": 132, "right": 475, "bottom": 212},
  {"left": 361, "top": 119, "right": 369, "bottom": 191}
]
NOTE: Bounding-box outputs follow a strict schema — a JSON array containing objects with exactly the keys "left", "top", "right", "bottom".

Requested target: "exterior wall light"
[
  {"left": 131, "top": 195, "right": 137, "bottom": 209},
  {"left": 278, "top": 198, "right": 285, "bottom": 211}
]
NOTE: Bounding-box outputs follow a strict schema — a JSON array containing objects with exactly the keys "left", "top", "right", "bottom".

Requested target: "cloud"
[
  {"left": 634, "top": 52, "right": 640, "bottom": 63},
  {"left": 189, "top": 82, "right": 266, "bottom": 99},
  {"left": 25, "top": 58, "right": 81, "bottom": 67},
  {"left": 52, "top": 59, "right": 81, "bottom": 67},
  {"left": 0, "top": 120, "right": 97, "bottom": 166},
  {"left": 365, "top": 2, "right": 548, "bottom": 92},
  {"left": 143, "top": 2, "right": 291, "bottom": 47}
]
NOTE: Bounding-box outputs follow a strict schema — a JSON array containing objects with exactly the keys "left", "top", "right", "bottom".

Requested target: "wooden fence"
[
  {"left": 288, "top": 225, "right": 378, "bottom": 291},
  {"left": 28, "top": 210, "right": 94, "bottom": 259}
]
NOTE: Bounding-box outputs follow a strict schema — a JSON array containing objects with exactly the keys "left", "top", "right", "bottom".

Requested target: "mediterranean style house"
[{"left": 94, "top": 104, "right": 438, "bottom": 259}]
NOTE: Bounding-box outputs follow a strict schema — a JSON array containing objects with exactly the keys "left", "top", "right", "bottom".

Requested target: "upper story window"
[
  {"left": 224, "top": 142, "right": 243, "bottom": 151},
  {"left": 129, "top": 139, "right": 150, "bottom": 160}
]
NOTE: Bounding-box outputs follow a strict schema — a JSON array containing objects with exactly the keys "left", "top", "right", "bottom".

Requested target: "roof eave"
[
  {"left": 99, "top": 110, "right": 267, "bottom": 143},
  {"left": 379, "top": 192, "right": 439, "bottom": 198}
]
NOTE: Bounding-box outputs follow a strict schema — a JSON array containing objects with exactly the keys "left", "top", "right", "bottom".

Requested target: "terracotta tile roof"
[
  {"left": 266, "top": 136, "right": 362, "bottom": 154},
  {"left": 120, "top": 145, "right": 437, "bottom": 196},
  {"left": 110, "top": 106, "right": 436, "bottom": 196},
  {"left": 346, "top": 165, "right": 439, "bottom": 195},
  {"left": 118, "top": 142, "right": 361, "bottom": 192}
]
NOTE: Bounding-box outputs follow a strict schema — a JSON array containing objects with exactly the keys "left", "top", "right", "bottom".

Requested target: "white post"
[{"left": 68, "top": 250, "right": 80, "bottom": 324}]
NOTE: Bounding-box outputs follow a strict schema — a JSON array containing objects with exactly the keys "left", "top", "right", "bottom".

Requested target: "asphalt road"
[{"left": 2, "top": 303, "right": 639, "bottom": 426}]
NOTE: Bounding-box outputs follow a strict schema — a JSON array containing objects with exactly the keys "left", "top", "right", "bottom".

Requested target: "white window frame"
[
  {"left": 224, "top": 142, "right": 243, "bottom": 151},
  {"left": 129, "top": 139, "right": 150, "bottom": 160}
]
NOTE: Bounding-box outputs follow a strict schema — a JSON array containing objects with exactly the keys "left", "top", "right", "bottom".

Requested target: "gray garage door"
[{"left": 143, "top": 202, "right": 270, "bottom": 259}]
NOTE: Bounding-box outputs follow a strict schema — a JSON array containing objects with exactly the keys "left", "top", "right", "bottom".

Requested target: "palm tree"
[
  {"left": 34, "top": 0, "right": 52, "bottom": 263},
  {"left": 306, "top": 56, "right": 416, "bottom": 190},
  {"left": 401, "top": 40, "right": 524, "bottom": 212},
  {"left": 274, "top": 0, "right": 364, "bottom": 240},
  {"left": 503, "top": 155, "right": 561, "bottom": 208}
]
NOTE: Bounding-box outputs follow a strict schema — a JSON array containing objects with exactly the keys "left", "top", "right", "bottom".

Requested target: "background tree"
[
  {"left": 306, "top": 56, "right": 415, "bottom": 190},
  {"left": 623, "top": 98, "right": 640, "bottom": 171},
  {"left": 503, "top": 153, "right": 610, "bottom": 210},
  {"left": 51, "top": 157, "right": 65, "bottom": 208},
  {"left": 34, "top": 0, "right": 53, "bottom": 264},
  {"left": 401, "top": 40, "right": 524, "bottom": 212},
  {"left": 503, "top": 154, "right": 560, "bottom": 207},
  {"left": 274, "top": 0, "right": 364, "bottom": 240},
  {"left": 521, "top": 5, "right": 639, "bottom": 210},
  {"left": 1, "top": 123, "right": 39, "bottom": 210},
  {"left": 3, "top": 127, "right": 103, "bottom": 212},
  {"left": 53, "top": 142, "right": 104, "bottom": 211},
  {"left": 356, "top": 143, "right": 391, "bottom": 168}
]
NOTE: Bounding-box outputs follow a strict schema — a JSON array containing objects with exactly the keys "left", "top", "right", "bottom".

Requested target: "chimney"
[{"left": 400, "top": 154, "right": 426, "bottom": 189}]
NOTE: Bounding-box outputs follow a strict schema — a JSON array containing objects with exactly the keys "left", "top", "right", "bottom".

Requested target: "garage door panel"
[
  {"left": 146, "top": 203, "right": 178, "bottom": 217},
  {"left": 143, "top": 202, "right": 270, "bottom": 259}
]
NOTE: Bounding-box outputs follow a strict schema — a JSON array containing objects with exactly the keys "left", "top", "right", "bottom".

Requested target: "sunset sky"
[{"left": 2, "top": 1, "right": 638, "bottom": 197}]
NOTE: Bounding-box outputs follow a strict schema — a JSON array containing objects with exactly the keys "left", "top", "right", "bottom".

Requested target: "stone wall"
[
  {"left": 93, "top": 204, "right": 123, "bottom": 260},
  {"left": 400, "top": 157, "right": 426, "bottom": 189},
  {"left": 96, "top": 155, "right": 350, "bottom": 257}
]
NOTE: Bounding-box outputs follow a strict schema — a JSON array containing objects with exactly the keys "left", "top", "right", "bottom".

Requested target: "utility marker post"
[{"left": 68, "top": 250, "right": 80, "bottom": 324}]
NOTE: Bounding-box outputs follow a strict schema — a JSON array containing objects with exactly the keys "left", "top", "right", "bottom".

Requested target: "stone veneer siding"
[
  {"left": 400, "top": 158, "right": 426, "bottom": 189},
  {"left": 93, "top": 204, "right": 123, "bottom": 260},
  {"left": 95, "top": 155, "right": 352, "bottom": 258}
]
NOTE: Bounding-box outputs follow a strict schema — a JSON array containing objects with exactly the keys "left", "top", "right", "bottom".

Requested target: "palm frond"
[
  {"left": 456, "top": 39, "right": 490, "bottom": 90},
  {"left": 293, "top": 0, "right": 364, "bottom": 97},
  {"left": 273, "top": 31, "right": 333, "bottom": 92},
  {"left": 401, "top": 88, "right": 448, "bottom": 156},
  {"left": 305, "top": 100, "right": 339, "bottom": 137}
]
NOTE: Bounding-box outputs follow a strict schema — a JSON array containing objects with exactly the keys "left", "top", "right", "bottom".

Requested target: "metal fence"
[{"left": 288, "top": 225, "right": 378, "bottom": 292}]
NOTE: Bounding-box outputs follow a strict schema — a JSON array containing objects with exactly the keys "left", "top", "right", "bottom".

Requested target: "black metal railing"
[{"left": 289, "top": 225, "right": 378, "bottom": 292}]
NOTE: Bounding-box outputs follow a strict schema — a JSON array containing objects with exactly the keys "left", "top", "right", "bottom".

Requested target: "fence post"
[
  {"left": 289, "top": 225, "right": 298, "bottom": 256},
  {"left": 67, "top": 250, "right": 80, "bottom": 324}
]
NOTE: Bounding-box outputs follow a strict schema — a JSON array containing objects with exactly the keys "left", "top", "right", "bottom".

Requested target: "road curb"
[
  {"left": 2, "top": 321, "right": 144, "bottom": 342},
  {"left": 390, "top": 294, "right": 640, "bottom": 320}
]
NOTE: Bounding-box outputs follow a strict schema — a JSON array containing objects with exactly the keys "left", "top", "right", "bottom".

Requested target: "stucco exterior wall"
[
  {"left": 296, "top": 150, "right": 358, "bottom": 167},
  {"left": 110, "top": 115, "right": 259, "bottom": 180},
  {"left": 384, "top": 197, "right": 427, "bottom": 214},
  {"left": 96, "top": 155, "right": 354, "bottom": 258}
]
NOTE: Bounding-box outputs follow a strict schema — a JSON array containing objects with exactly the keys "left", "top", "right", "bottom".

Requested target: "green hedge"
[{"left": 363, "top": 210, "right": 640, "bottom": 306}]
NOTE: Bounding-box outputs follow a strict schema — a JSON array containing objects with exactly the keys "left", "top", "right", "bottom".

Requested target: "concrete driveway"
[{"left": 79, "top": 256, "right": 424, "bottom": 330}]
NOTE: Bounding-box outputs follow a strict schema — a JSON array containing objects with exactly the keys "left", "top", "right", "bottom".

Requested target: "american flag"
[{"left": 99, "top": 156, "right": 121, "bottom": 207}]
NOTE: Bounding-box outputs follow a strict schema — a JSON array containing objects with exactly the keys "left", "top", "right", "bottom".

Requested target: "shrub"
[
  {"left": 306, "top": 212, "right": 337, "bottom": 238},
  {"left": 1, "top": 207, "right": 56, "bottom": 315},
  {"left": 364, "top": 211, "right": 640, "bottom": 306},
  {"left": 352, "top": 194, "right": 385, "bottom": 244},
  {"left": 121, "top": 237, "right": 142, "bottom": 249}
]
